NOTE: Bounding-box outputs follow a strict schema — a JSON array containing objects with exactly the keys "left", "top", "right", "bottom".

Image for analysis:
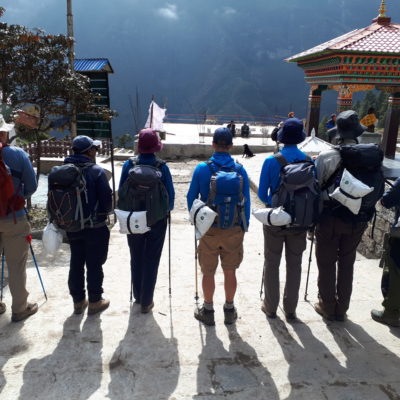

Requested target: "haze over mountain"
[{"left": 2, "top": 0, "right": 399, "bottom": 134}]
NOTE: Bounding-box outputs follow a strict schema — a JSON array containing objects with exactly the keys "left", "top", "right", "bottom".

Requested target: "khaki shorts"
[{"left": 198, "top": 226, "right": 244, "bottom": 276}]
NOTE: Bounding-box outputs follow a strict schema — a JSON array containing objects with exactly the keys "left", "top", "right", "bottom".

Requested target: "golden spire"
[{"left": 378, "top": 0, "right": 387, "bottom": 17}]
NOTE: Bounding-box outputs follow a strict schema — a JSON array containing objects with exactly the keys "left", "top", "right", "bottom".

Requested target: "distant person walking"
[
  {"left": 360, "top": 107, "right": 378, "bottom": 133},
  {"left": 53, "top": 136, "right": 112, "bottom": 315},
  {"left": 227, "top": 121, "right": 236, "bottom": 138},
  {"left": 326, "top": 114, "right": 336, "bottom": 130},
  {"left": 258, "top": 118, "right": 309, "bottom": 321},
  {"left": 187, "top": 127, "right": 250, "bottom": 326},
  {"left": 241, "top": 122, "right": 250, "bottom": 138},
  {"left": 0, "top": 115, "right": 38, "bottom": 322},
  {"left": 118, "top": 129, "right": 175, "bottom": 313}
]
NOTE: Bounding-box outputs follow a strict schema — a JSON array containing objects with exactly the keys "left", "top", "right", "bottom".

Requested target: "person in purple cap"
[
  {"left": 187, "top": 127, "right": 250, "bottom": 326},
  {"left": 118, "top": 129, "right": 175, "bottom": 313}
]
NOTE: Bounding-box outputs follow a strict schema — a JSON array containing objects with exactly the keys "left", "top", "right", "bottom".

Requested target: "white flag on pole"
[{"left": 145, "top": 101, "right": 166, "bottom": 131}]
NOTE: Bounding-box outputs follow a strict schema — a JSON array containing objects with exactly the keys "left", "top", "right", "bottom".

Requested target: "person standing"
[
  {"left": 326, "top": 114, "right": 336, "bottom": 130},
  {"left": 62, "top": 136, "right": 112, "bottom": 315},
  {"left": 187, "top": 127, "right": 250, "bottom": 326},
  {"left": 258, "top": 118, "right": 308, "bottom": 321},
  {"left": 0, "top": 116, "right": 38, "bottom": 322},
  {"left": 315, "top": 110, "right": 384, "bottom": 321},
  {"left": 227, "top": 121, "right": 236, "bottom": 138},
  {"left": 118, "top": 129, "right": 175, "bottom": 313},
  {"left": 241, "top": 122, "right": 250, "bottom": 138}
]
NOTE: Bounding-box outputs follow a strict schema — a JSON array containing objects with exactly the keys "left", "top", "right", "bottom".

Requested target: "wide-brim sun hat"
[
  {"left": 72, "top": 135, "right": 102, "bottom": 154},
  {"left": 277, "top": 118, "right": 306, "bottom": 145},
  {"left": 138, "top": 128, "right": 163, "bottom": 154},
  {"left": 0, "top": 114, "right": 15, "bottom": 132},
  {"left": 329, "top": 110, "right": 366, "bottom": 141}
]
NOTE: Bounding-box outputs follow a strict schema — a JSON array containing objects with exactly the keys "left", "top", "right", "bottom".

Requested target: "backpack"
[
  {"left": 117, "top": 157, "right": 169, "bottom": 227},
  {"left": 0, "top": 144, "right": 25, "bottom": 219},
  {"left": 206, "top": 160, "right": 247, "bottom": 231},
  {"left": 271, "top": 153, "right": 321, "bottom": 229},
  {"left": 328, "top": 144, "right": 384, "bottom": 222},
  {"left": 47, "top": 163, "right": 94, "bottom": 232}
]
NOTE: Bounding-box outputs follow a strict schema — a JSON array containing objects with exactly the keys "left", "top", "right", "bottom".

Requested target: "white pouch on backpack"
[
  {"left": 330, "top": 169, "right": 374, "bottom": 215},
  {"left": 189, "top": 199, "right": 217, "bottom": 239},
  {"left": 252, "top": 207, "right": 292, "bottom": 226},
  {"left": 115, "top": 209, "right": 150, "bottom": 234},
  {"left": 42, "top": 222, "right": 63, "bottom": 255}
]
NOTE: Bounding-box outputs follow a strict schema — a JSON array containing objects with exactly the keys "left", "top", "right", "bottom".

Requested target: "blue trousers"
[
  {"left": 127, "top": 218, "right": 167, "bottom": 307},
  {"left": 67, "top": 225, "right": 110, "bottom": 303}
]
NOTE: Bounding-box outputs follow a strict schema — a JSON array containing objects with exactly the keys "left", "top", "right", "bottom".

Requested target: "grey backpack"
[
  {"left": 271, "top": 153, "right": 321, "bottom": 229},
  {"left": 117, "top": 157, "right": 169, "bottom": 227}
]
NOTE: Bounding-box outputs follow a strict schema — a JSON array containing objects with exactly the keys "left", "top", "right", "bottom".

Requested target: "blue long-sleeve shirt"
[
  {"left": 186, "top": 152, "right": 250, "bottom": 227},
  {"left": 119, "top": 154, "right": 175, "bottom": 211},
  {"left": 1, "top": 145, "right": 37, "bottom": 220},
  {"left": 258, "top": 145, "right": 309, "bottom": 206}
]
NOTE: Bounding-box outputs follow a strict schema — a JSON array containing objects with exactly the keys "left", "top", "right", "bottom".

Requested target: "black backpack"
[
  {"left": 117, "top": 157, "right": 169, "bottom": 226},
  {"left": 271, "top": 153, "right": 321, "bottom": 229},
  {"left": 47, "top": 163, "right": 94, "bottom": 232},
  {"left": 328, "top": 144, "right": 384, "bottom": 222}
]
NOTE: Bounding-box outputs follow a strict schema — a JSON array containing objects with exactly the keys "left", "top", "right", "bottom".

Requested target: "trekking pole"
[
  {"left": 260, "top": 265, "right": 265, "bottom": 299},
  {"left": 26, "top": 235, "right": 47, "bottom": 301},
  {"left": 1, "top": 250, "right": 4, "bottom": 302},
  {"left": 304, "top": 227, "right": 315, "bottom": 302},
  {"left": 194, "top": 229, "right": 199, "bottom": 303},
  {"left": 168, "top": 212, "right": 172, "bottom": 297}
]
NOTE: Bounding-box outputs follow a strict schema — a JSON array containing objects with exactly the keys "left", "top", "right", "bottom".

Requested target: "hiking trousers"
[
  {"left": 263, "top": 225, "right": 307, "bottom": 314},
  {"left": 0, "top": 216, "right": 30, "bottom": 314},
  {"left": 67, "top": 225, "right": 110, "bottom": 303},
  {"left": 315, "top": 214, "right": 367, "bottom": 315},
  {"left": 127, "top": 217, "right": 167, "bottom": 307}
]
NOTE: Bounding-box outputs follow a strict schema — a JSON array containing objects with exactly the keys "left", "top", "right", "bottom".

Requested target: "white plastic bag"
[
  {"left": 189, "top": 199, "right": 217, "bottom": 239},
  {"left": 42, "top": 223, "right": 63, "bottom": 255},
  {"left": 330, "top": 169, "right": 374, "bottom": 215},
  {"left": 115, "top": 209, "right": 150, "bottom": 234},
  {"left": 252, "top": 207, "right": 292, "bottom": 226}
]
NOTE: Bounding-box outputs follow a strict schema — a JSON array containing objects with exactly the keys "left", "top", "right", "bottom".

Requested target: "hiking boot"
[
  {"left": 261, "top": 302, "right": 276, "bottom": 319},
  {"left": 74, "top": 299, "right": 88, "bottom": 315},
  {"left": 335, "top": 313, "right": 347, "bottom": 322},
  {"left": 141, "top": 302, "right": 154, "bottom": 314},
  {"left": 371, "top": 309, "right": 400, "bottom": 327},
  {"left": 0, "top": 302, "right": 6, "bottom": 315},
  {"left": 11, "top": 303, "right": 38, "bottom": 322},
  {"left": 194, "top": 306, "right": 215, "bottom": 326},
  {"left": 223, "top": 306, "right": 238, "bottom": 325},
  {"left": 314, "top": 303, "right": 335, "bottom": 321},
  {"left": 88, "top": 298, "right": 110, "bottom": 315},
  {"left": 285, "top": 312, "right": 297, "bottom": 321}
]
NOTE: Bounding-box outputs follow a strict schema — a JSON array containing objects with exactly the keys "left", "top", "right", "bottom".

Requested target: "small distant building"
[{"left": 74, "top": 58, "right": 114, "bottom": 138}]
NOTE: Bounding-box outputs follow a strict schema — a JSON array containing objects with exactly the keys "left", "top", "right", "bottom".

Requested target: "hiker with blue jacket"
[
  {"left": 62, "top": 136, "right": 112, "bottom": 315},
  {"left": 118, "top": 129, "right": 174, "bottom": 314},
  {"left": 187, "top": 127, "right": 250, "bottom": 326},
  {"left": 258, "top": 118, "right": 309, "bottom": 321}
]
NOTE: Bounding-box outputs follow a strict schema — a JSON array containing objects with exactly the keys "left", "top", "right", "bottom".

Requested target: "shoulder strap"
[{"left": 273, "top": 152, "right": 288, "bottom": 167}]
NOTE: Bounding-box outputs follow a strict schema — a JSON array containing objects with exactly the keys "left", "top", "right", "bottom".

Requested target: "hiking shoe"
[
  {"left": 261, "top": 302, "right": 276, "bottom": 319},
  {"left": 194, "top": 306, "right": 215, "bottom": 326},
  {"left": 0, "top": 302, "right": 6, "bottom": 315},
  {"left": 74, "top": 299, "right": 88, "bottom": 315},
  {"left": 141, "top": 302, "right": 154, "bottom": 314},
  {"left": 11, "top": 303, "right": 38, "bottom": 322},
  {"left": 223, "top": 306, "right": 238, "bottom": 325},
  {"left": 371, "top": 309, "right": 400, "bottom": 327},
  {"left": 314, "top": 303, "right": 335, "bottom": 321},
  {"left": 88, "top": 298, "right": 110, "bottom": 315}
]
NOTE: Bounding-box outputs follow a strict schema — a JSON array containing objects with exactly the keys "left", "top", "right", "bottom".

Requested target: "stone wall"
[{"left": 358, "top": 186, "right": 395, "bottom": 259}]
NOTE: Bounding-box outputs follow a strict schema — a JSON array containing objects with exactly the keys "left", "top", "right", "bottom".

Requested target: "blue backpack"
[{"left": 206, "top": 160, "right": 247, "bottom": 231}]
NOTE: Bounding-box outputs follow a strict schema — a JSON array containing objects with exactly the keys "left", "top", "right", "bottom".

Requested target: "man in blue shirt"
[
  {"left": 258, "top": 118, "right": 308, "bottom": 321},
  {"left": 187, "top": 127, "right": 250, "bottom": 326},
  {"left": 0, "top": 116, "right": 38, "bottom": 322}
]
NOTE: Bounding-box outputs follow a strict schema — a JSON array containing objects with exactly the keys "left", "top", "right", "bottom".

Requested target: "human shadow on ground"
[
  {"left": 194, "top": 324, "right": 279, "bottom": 399},
  {"left": 269, "top": 317, "right": 346, "bottom": 399},
  {"left": 107, "top": 306, "right": 180, "bottom": 399},
  {"left": 0, "top": 322, "right": 25, "bottom": 395},
  {"left": 327, "top": 320, "right": 400, "bottom": 398},
  {"left": 19, "top": 314, "right": 103, "bottom": 400}
]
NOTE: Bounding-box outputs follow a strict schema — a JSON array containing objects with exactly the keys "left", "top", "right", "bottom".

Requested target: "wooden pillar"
[
  {"left": 381, "top": 92, "right": 400, "bottom": 159},
  {"left": 306, "top": 86, "right": 324, "bottom": 136},
  {"left": 336, "top": 86, "right": 353, "bottom": 113}
]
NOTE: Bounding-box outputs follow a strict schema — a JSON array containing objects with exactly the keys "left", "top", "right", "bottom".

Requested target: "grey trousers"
[{"left": 263, "top": 225, "right": 307, "bottom": 314}]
